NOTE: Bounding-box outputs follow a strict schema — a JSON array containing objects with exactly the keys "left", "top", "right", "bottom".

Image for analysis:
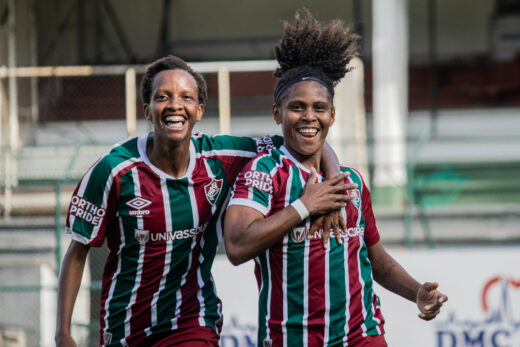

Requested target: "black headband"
[{"left": 274, "top": 76, "right": 334, "bottom": 104}]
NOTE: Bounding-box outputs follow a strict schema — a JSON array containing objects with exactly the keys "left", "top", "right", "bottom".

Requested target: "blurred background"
[{"left": 0, "top": 0, "right": 519, "bottom": 346}]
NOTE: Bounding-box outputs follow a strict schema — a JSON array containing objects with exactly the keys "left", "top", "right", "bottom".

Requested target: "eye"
[
  {"left": 290, "top": 103, "right": 304, "bottom": 111},
  {"left": 155, "top": 94, "right": 168, "bottom": 101}
]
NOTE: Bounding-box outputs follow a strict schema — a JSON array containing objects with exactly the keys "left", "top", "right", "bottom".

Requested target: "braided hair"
[{"left": 273, "top": 9, "right": 359, "bottom": 106}]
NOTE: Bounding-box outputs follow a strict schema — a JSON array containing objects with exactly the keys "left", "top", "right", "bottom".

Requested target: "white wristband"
[{"left": 291, "top": 199, "right": 310, "bottom": 221}]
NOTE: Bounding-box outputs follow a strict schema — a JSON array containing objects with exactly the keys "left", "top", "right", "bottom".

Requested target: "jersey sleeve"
[
  {"left": 359, "top": 174, "right": 380, "bottom": 247},
  {"left": 194, "top": 133, "right": 283, "bottom": 185},
  {"left": 65, "top": 156, "right": 118, "bottom": 247},
  {"left": 228, "top": 156, "right": 275, "bottom": 216}
]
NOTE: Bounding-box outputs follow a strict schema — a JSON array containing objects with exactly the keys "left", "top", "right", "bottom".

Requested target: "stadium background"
[{"left": 0, "top": 0, "right": 519, "bottom": 346}]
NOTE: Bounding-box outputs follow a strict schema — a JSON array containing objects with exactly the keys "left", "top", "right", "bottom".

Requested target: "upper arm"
[{"left": 224, "top": 205, "right": 265, "bottom": 243}]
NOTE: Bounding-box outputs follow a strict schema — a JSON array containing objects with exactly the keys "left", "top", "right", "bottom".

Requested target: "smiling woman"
[{"left": 223, "top": 9, "right": 448, "bottom": 347}]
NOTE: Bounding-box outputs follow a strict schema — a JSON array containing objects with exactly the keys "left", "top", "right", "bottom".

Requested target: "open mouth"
[
  {"left": 163, "top": 115, "right": 186, "bottom": 129},
  {"left": 297, "top": 128, "right": 318, "bottom": 138}
]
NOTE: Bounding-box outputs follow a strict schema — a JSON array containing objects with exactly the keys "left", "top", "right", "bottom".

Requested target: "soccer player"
[
  {"left": 55, "top": 55, "right": 353, "bottom": 347},
  {"left": 224, "top": 10, "right": 448, "bottom": 347}
]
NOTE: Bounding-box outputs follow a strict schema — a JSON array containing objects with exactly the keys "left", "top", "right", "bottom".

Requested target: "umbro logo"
[{"left": 126, "top": 197, "right": 151, "bottom": 216}]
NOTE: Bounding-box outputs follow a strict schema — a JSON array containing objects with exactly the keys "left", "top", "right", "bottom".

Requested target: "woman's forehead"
[
  {"left": 152, "top": 69, "right": 198, "bottom": 91},
  {"left": 283, "top": 80, "right": 331, "bottom": 102}
]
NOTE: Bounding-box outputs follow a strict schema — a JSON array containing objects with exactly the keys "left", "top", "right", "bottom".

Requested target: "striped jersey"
[
  {"left": 65, "top": 132, "right": 282, "bottom": 347},
  {"left": 229, "top": 146, "right": 385, "bottom": 347}
]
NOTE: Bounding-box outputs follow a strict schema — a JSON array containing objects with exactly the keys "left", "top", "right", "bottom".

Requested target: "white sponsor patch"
[
  {"left": 70, "top": 195, "right": 106, "bottom": 226},
  {"left": 244, "top": 170, "right": 273, "bottom": 194}
]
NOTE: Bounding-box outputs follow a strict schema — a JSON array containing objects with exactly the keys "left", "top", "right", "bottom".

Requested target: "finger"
[
  {"left": 422, "top": 282, "right": 438, "bottom": 292},
  {"left": 307, "top": 167, "right": 318, "bottom": 185},
  {"left": 322, "top": 216, "right": 332, "bottom": 249},
  {"left": 336, "top": 212, "right": 345, "bottom": 245},
  {"left": 308, "top": 216, "right": 324, "bottom": 239},
  {"left": 332, "top": 220, "right": 341, "bottom": 247},
  {"left": 327, "top": 172, "right": 348, "bottom": 185}
]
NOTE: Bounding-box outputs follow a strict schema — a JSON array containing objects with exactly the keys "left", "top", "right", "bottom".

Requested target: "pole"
[
  {"left": 218, "top": 67, "right": 231, "bottom": 135},
  {"left": 125, "top": 68, "right": 137, "bottom": 137}
]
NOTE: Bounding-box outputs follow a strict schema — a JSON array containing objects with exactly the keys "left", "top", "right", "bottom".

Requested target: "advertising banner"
[{"left": 213, "top": 246, "right": 520, "bottom": 347}]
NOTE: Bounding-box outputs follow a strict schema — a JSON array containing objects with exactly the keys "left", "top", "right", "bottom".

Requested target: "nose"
[
  {"left": 301, "top": 109, "right": 317, "bottom": 122},
  {"left": 167, "top": 95, "right": 184, "bottom": 110}
]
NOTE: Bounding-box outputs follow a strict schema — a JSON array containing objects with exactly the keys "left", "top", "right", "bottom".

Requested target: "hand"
[
  {"left": 55, "top": 333, "right": 78, "bottom": 347},
  {"left": 300, "top": 169, "right": 358, "bottom": 217},
  {"left": 308, "top": 209, "right": 346, "bottom": 249},
  {"left": 416, "top": 282, "right": 448, "bottom": 321}
]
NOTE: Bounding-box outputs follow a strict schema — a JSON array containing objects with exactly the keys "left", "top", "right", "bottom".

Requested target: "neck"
[
  {"left": 147, "top": 135, "right": 191, "bottom": 178},
  {"left": 285, "top": 145, "right": 322, "bottom": 173}
]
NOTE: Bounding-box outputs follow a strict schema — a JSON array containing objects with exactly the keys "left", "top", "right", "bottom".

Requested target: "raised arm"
[
  {"left": 55, "top": 240, "right": 90, "bottom": 347},
  {"left": 224, "top": 169, "right": 349, "bottom": 265},
  {"left": 368, "top": 241, "right": 448, "bottom": 321}
]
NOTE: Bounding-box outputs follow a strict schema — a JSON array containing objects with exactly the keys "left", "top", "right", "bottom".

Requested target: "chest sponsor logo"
[
  {"left": 204, "top": 178, "right": 223, "bottom": 205},
  {"left": 244, "top": 170, "right": 273, "bottom": 194},
  {"left": 70, "top": 196, "right": 106, "bottom": 226},
  {"left": 126, "top": 197, "right": 151, "bottom": 216},
  {"left": 290, "top": 225, "right": 365, "bottom": 243},
  {"left": 134, "top": 229, "right": 150, "bottom": 245},
  {"left": 149, "top": 223, "right": 209, "bottom": 241}
]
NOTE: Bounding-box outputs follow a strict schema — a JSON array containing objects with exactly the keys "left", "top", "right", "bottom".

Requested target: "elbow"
[
  {"left": 224, "top": 237, "right": 251, "bottom": 266},
  {"left": 225, "top": 244, "right": 250, "bottom": 266}
]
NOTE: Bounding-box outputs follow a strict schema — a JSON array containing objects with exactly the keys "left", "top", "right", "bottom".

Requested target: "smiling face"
[
  {"left": 144, "top": 69, "right": 204, "bottom": 147},
  {"left": 273, "top": 80, "right": 335, "bottom": 167}
]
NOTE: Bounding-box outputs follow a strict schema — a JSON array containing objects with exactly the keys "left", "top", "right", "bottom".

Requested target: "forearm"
[
  {"left": 225, "top": 204, "right": 304, "bottom": 265},
  {"left": 369, "top": 242, "right": 421, "bottom": 303},
  {"left": 56, "top": 241, "right": 89, "bottom": 338},
  {"left": 321, "top": 141, "right": 340, "bottom": 177}
]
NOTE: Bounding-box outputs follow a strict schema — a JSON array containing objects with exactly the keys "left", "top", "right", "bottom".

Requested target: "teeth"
[
  {"left": 165, "top": 116, "right": 185, "bottom": 123},
  {"left": 298, "top": 128, "right": 317, "bottom": 135}
]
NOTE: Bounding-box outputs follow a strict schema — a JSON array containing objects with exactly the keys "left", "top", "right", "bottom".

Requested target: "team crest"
[
  {"left": 134, "top": 229, "right": 149, "bottom": 245},
  {"left": 290, "top": 226, "right": 307, "bottom": 243},
  {"left": 204, "top": 178, "right": 223, "bottom": 205},
  {"left": 350, "top": 189, "right": 361, "bottom": 208}
]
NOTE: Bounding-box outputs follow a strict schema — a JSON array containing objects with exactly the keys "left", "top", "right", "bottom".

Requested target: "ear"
[
  {"left": 144, "top": 104, "right": 151, "bottom": 121},
  {"left": 330, "top": 106, "right": 336, "bottom": 126},
  {"left": 272, "top": 104, "right": 282, "bottom": 125},
  {"left": 195, "top": 103, "right": 204, "bottom": 122}
]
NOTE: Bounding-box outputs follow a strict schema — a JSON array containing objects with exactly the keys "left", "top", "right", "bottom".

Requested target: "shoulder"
[{"left": 90, "top": 136, "right": 141, "bottom": 178}]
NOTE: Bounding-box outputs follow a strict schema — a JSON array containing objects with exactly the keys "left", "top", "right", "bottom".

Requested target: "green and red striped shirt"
[
  {"left": 229, "top": 146, "right": 384, "bottom": 346},
  {"left": 66, "top": 132, "right": 281, "bottom": 346}
]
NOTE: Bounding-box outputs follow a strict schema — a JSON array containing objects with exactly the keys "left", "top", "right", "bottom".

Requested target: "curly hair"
[
  {"left": 274, "top": 9, "right": 359, "bottom": 105},
  {"left": 140, "top": 55, "right": 208, "bottom": 106}
]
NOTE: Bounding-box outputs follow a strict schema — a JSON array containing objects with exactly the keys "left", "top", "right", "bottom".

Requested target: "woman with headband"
[{"left": 224, "top": 10, "right": 447, "bottom": 346}]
